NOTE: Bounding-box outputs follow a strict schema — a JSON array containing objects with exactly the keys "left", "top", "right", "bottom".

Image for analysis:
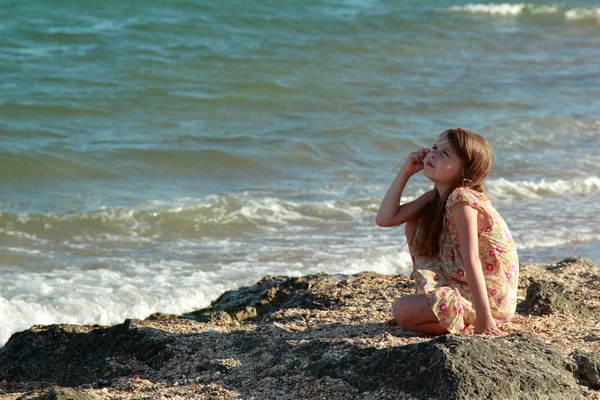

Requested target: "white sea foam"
[
  {"left": 0, "top": 261, "right": 231, "bottom": 346},
  {"left": 336, "top": 251, "right": 412, "bottom": 276},
  {"left": 565, "top": 8, "right": 600, "bottom": 21},
  {"left": 528, "top": 5, "right": 560, "bottom": 15},
  {"left": 448, "top": 3, "right": 526, "bottom": 16},
  {"left": 0, "top": 228, "right": 49, "bottom": 244},
  {"left": 0, "top": 245, "right": 413, "bottom": 346},
  {"left": 515, "top": 233, "right": 600, "bottom": 250},
  {"left": 4, "top": 247, "right": 43, "bottom": 255},
  {"left": 446, "top": 3, "right": 600, "bottom": 20},
  {"left": 487, "top": 176, "right": 600, "bottom": 201}
]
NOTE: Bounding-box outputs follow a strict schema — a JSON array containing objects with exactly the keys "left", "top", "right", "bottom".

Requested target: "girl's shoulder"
[{"left": 445, "top": 186, "right": 489, "bottom": 210}]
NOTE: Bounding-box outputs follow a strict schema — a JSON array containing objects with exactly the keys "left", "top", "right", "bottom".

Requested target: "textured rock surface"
[
  {"left": 303, "top": 333, "right": 582, "bottom": 400},
  {"left": 572, "top": 351, "right": 600, "bottom": 390},
  {"left": 518, "top": 280, "right": 594, "bottom": 317},
  {"left": 43, "top": 387, "right": 96, "bottom": 400},
  {"left": 0, "top": 319, "right": 174, "bottom": 386},
  {"left": 0, "top": 324, "right": 585, "bottom": 400},
  {"left": 183, "top": 274, "right": 345, "bottom": 322}
]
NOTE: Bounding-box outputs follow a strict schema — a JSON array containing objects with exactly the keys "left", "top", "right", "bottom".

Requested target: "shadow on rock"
[{"left": 0, "top": 319, "right": 174, "bottom": 387}]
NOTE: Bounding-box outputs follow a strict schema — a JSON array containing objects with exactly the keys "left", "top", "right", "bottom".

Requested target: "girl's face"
[{"left": 422, "top": 133, "right": 463, "bottom": 186}]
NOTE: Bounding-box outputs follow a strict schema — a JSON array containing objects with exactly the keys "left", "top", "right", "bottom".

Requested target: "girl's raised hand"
[{"left": 400, "top": 146, "right": 429, "bottom": 176}]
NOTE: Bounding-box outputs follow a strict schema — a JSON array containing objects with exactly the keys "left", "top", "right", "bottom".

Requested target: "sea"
[{"left": 1, "top": 0, "right": 599, "bottom": 346}]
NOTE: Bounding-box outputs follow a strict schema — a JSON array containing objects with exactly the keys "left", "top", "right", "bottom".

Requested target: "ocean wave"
[
  {"left": 565, "top": 7, "right": 600, "bottom": 21},
  {"left": 0, "top": 152, "right": 120, "bottom": 182},
  {"left": 1, "top": 176, "right": 598, "bottom": 242},
  {"left": 445, "top": 3, "right": 600, "bottom": 22},
  {"left": 487, "top": 176, "right": 600, "bottom": 201},
  {"left": 0, "top": 147, "right": 276, "bottom": 183},
  {"left": 448, "top": 3, "right": 529, "bottom": 16},
  {"left": 0, "top": 194, "right": 376, "bottom": 244},
  {"left": 45, "top": 19, "right": 126, "bottom": 35},
  {"left": 515, "top": 232, "right": 600, "bottom": 250},
  {"left": 0, "top": 100, "right": 104, "bottom": 117}
]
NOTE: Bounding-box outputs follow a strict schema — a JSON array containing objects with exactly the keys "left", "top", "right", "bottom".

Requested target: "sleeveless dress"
[{"left": 409, "top": 187, "right": 519, "bottom": 334}]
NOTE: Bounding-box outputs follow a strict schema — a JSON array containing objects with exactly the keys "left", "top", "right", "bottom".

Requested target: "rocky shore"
[{"left": 1, "top": 256, "right": 599, "bottom": 400}]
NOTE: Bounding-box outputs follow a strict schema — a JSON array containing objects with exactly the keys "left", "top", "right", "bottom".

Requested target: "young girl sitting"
[{"left": 376, "top": 128, "right": 519, "bottom": 336}]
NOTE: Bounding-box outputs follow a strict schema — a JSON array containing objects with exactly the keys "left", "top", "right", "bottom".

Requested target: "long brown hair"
[{"left": 411, "top": 128, "right": 493, "bottom": 258}]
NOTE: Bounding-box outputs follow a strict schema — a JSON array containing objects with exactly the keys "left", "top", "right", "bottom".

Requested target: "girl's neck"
[{"left": 435, "top": 183, "right": 454, "bottom": 198}]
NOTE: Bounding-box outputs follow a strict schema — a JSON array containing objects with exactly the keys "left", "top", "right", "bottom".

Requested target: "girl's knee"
[
  {"left": 392, "top": 295, "right": 435, "bottom": 328},
  {"left": 392, "top": 297, "right": 412, "bottom": 328},
  {"left": 392, "top": 297, "right": 403, "bottom": 318}
]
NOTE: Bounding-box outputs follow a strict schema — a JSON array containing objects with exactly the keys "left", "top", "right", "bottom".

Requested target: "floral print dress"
[{"left": 409, "top": 187, "right": 519, "bottom": 334}]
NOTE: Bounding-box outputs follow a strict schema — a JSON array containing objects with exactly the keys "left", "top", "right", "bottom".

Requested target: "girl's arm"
[
  {"left": 376, "top": 147, "right": 432, "bottom": 227},
  {"left": 451, "top": 202, "right": 503, "bottom": 336}
]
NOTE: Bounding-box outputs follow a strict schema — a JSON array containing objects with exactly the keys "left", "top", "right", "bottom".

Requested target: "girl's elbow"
[
  {"left": 376, "top": 215, "right": 398, "bottom": 227},
  {"left": 376, "top": 215, "right": 390, "bottom": 227}
]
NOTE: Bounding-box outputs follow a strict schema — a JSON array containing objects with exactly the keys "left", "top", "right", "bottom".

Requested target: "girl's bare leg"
[{"left": 392, "top": 294, "right": 449, "bottom": 336}]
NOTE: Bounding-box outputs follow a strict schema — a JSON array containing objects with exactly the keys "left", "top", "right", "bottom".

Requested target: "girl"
[{"left": 376, "top": 128, "right": 519, "bottom": 336}]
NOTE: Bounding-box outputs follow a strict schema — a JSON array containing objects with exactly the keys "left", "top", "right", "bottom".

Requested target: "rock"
[
  {"left": 183, "top": 274, "right": 343, "bottom": 322},
  {"left": 208, "top": 311, "right": 234, "bottom": 324},
  {"left": 0, "top": 327, "right": 586, "bottom": 399},
  {"left": 0, "top": 319, "right": 174, "bottom": 386},
  {"left": 44, "top": 387, "right": 95, "bottom": 400},
  {"left": 517, "top": 280, "right": 592, "bottom": 317},
  {"left": 555, "top": 256, "right": 596, "bottom": 269},
  {"left": 145, "top": 312, "right": 179, "bottom": 321},
  {"left": 231, "top": 306, "right": 257, "bottom": 321},
  {"left": 302, "top": 332, "right": 583, "bottom": 400},
  {"left": 572, "top": 351, "right": 600, "bottom": 389}
]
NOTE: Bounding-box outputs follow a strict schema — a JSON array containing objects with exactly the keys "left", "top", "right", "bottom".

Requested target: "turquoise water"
[{"left": 1, "top": 0, "right": 599, "bottom": 345}]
